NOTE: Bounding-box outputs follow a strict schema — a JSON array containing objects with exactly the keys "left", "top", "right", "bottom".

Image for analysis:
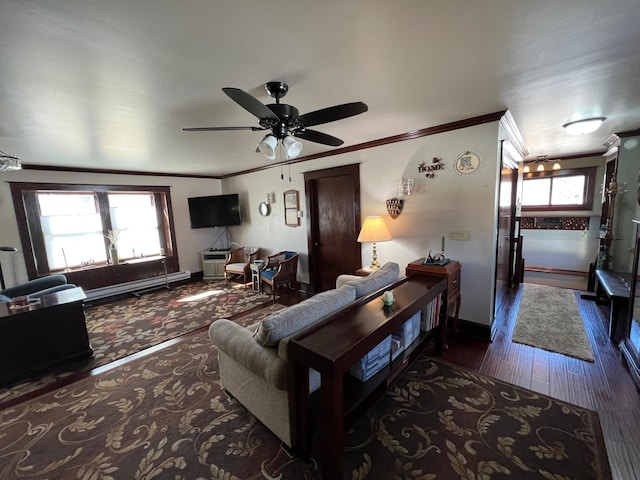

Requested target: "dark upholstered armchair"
[
  {"left": 224, "top": 247, "right": 260, "bottom": 286},
  {"left": 260, "top": 251, "right": 298, "bottom": 301},
  {"left": 0, "top": 274, "right": 77, "bottom": 303}
]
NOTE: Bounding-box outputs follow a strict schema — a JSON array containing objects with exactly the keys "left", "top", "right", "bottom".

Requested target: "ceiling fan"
[{"left": 183, "top": 81, "right": 368, "bottom": 159}]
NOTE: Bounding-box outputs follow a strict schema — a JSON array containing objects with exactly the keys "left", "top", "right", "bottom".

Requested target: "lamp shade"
[
  {"left": 257, "top": 135, "right": 277, "bottom": 160},
  {"left": 282, "top": 135, "right": 303, "bottom": 159},
  {"left": 357, "top": 216, "right": 393, "bottom": 243}
]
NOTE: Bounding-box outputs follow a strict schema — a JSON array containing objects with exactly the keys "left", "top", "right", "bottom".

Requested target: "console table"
[
  {"left": 0, "top": 287, "right": 92, "bottom": 386},
  {"left": 594, "top": 269, "right": 630, "bottom": 341},
  {"left": 289, "top": 276, "right": 446, "bottom": 479}
]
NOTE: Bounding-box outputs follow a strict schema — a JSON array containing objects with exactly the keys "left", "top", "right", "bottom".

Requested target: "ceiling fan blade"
[
  {"left": 297, "top": 101, "right": 368, "bottom": 127},
  {"left": 293, "top": 129, "right": 344, "bottom": 147},
  {"left": 222, "top": 87, "right": 280, "bottom": 121},
  {"left": 183, "top": 126, "right": 264, "bottom": 132}
]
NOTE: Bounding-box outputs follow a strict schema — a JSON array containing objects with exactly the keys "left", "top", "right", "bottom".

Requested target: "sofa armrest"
[
  {"left": 209, "top": 319, "right": 289, "bottom": 390},
  {"left": 336, "top": 274, "right": 360, "bottom": 289},
  {"left": 1, "top": 274, "right": 68, "bottom": 298}
]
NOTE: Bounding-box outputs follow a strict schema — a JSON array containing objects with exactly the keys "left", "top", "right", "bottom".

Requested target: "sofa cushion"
[
  {"left": 344, "top": 262, "right": 399, "bottom": 298},
  {"left": 254, "top": 284, "right": 356, "bottom": 347}
]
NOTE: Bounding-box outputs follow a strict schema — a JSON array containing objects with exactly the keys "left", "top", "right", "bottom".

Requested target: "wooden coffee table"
[{"left": 0, "top": 287, "right": 93, "bottom": 386}]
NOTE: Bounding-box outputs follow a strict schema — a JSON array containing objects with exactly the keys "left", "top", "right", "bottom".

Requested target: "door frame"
[{"left": 492, "top": 139, "right": 521, "bottom": 330}]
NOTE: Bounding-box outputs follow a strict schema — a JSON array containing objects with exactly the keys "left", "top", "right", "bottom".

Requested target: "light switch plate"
[{"left": 448, "top": 230, "right": 471, "bottom": 241}]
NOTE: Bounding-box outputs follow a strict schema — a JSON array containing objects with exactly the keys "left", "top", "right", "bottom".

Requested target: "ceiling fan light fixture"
[
  {"left": 552, "top": 161, "right": 561, "bottom": 170},
  {"left": 562, "top": 117, "right": 606, "bottom": 135},
  {"left": 282, "top": 135, "right": 303, "bottom": 159},
  {"left": 536, "top": 163, "right": 545, "bottom": 172},
  {"left": 257, "top": 134, "right": 277, "bottom": 160}
]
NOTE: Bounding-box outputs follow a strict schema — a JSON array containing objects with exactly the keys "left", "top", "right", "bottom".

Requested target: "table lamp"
[{"left": 357, "top": 216, "right": 393, "bottom": 270}]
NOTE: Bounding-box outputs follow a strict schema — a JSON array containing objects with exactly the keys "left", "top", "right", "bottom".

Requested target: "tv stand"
[{"left": 200, "top": 250, "right": 229, "bottom": 280}]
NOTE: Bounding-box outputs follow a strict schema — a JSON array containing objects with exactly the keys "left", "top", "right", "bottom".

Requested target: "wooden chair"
[
  {"left": 224, "top": 247, "right": 260, "bottom": 286},
  {"left": 260, "top": 251, "right": 298, "bottom": 301}
]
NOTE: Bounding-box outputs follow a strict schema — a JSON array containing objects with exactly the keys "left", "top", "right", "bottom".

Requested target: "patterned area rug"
[
  {"left": 512, "top": 283, "right": 595, "bottom": 362},
  {"left": 0, "top": 281, "right": 273, "bottom": 406},
  {"left": 0, "top": 327, "right": 610, "bottom": 479}
]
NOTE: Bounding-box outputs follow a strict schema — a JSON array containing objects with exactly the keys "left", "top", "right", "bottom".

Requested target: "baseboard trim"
[
  {"left": 524, "top": 266, "right": 588, "bottom": 276},
  {"left": 455, "top": 318, "right": 492, "bottom": 341}
]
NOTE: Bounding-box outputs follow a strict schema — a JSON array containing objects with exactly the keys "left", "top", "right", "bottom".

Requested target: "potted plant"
[{"left": 105, "top": 229, "right": 121, "bottom": 264}]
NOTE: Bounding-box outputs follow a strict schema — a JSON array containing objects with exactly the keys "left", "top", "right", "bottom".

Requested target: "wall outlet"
[{"left": 448, "top": 230, "right": 471, "bottom": 241}]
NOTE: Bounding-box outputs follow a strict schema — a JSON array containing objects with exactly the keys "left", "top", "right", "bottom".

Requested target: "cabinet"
[
  {"left": 620, "top": 220, "right": 640, "bottom": 391},
  {"left": 406, "top": 259, "right": 461, "bottom": 334},
  {"left": 200, "top": 250, "right": 229, "bottom": 280}
]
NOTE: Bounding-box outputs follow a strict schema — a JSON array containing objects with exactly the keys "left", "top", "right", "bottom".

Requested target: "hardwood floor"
[{"left": 437, "top": 284, "right": 640, "bottom": 480}]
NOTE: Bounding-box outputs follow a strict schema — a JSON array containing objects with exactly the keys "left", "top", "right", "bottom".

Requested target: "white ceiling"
[{"left": 1, "top": 0, "right": 639, "bottom": 177}]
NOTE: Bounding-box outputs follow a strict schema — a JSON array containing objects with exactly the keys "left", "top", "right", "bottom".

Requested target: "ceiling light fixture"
[
  {"left": 257, "top": 134, "right": 278, "bottom": 160},
  {"left": 0, "top": 150, "right": 22, "bottom": 171},
  {"left": 536, "top": 163, "right": 545, "bottom": 172},
  {"left": 282, "top": 135, "right": 303, "bottom": 159},
  {"left": 523, "top": 164, "right": 530, "bottom": 173},
  {"left": 257, "top": 134, "right": 303, "bottom": 161},
  {"left": 552, "top": 161, "right": 561, "bottom": 170},
  {"left": 562, "top": 117, "right": 606, "bottom": 135}
]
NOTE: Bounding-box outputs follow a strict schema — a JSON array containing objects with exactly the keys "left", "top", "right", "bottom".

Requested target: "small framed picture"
[{"left": 284, "top": 190, "right": 300, "bottom": 226}]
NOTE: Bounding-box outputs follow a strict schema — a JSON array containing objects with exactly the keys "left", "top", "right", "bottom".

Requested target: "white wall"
[
  {"left": 224, "top": 122, "right": 502, "bottom": 327},
  {"left": 0, "top": 169, "right": 222, "bottom": 286}
]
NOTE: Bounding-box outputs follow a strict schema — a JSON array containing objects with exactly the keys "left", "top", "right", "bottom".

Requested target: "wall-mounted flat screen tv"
[{"left": 187, "top": 193, "right": 242, "bottom": 228}]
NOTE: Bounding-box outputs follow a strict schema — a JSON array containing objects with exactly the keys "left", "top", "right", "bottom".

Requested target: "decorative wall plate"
[{"left": 454, "top": 151, "right": 481, "bottom": 175}]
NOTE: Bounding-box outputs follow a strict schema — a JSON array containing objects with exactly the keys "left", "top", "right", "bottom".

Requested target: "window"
[
  {"left": 10, "top": 183, "right": 176, "bottom": 278},
  {"left": 38, "top": 192, "right": 106, "bottom": 270},
  {"left": 521, "top": 167, "right": 597, "bottom": 211}
]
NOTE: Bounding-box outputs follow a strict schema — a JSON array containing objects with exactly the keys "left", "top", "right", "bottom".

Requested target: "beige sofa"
[{"left": 208, "top": 262, "right": 400, "bottom": 448}]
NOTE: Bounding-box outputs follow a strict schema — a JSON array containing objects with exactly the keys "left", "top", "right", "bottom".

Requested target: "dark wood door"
[{"left": 305, "top": 164, "right": 361, "bottom": 292}]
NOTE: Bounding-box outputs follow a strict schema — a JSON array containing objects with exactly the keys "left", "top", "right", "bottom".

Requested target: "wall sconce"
[
  {"left": 398, "top": 178, "right": 414, "bottom": 197},
  {"left": 0, "top": 150, "right": 21, "bottom": 171},
  {"left": 386, "top": 198, "right": 404, "bottom": 219}
]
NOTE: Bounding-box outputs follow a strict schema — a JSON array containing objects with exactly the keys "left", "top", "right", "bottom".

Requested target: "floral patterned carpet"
[
  {"left": 0, "top": 281, "right": 273, "bottom": 406},
  {"left": 0, "top": 325, "right": 611, "bottom": 479}
]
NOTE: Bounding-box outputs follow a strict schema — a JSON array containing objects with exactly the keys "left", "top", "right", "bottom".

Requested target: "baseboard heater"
[{"left": 85, "top": 270, "right": 191, "bottom": 302}]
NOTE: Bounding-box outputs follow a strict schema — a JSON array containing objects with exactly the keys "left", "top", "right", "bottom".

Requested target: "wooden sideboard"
[{"left": 289, "top": 275, "right": 446, "bottom": 480}]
